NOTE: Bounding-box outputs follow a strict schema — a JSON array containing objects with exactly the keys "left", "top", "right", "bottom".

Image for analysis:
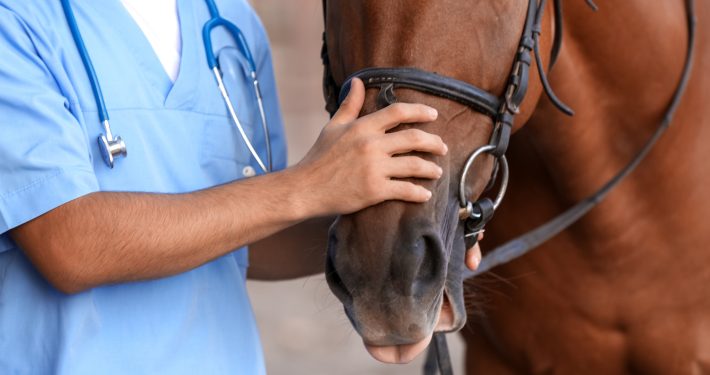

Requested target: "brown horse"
[{"left": 322, "top": 0, "right": 708, "bottom": 373}]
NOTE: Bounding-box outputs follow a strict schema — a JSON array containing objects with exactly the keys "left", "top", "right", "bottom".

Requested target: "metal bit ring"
[{"left": 458, "top": 144, "right": 510, "bottom": 216}]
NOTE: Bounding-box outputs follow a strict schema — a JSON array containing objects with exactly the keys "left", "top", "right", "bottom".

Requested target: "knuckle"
[
  {"left": 354, "top": 120, "right": 374, "bottom": 136},
  {"left": 414, "top": 130, "right": 430, "bottom": 144},
  {"left": 341, "top": 95, "right": 354, "bottom": 107},
  {"left": 400, "top": 129, "right": 422, "bottom": 146},
  {"left": 409, "top": 159, "right": 426, "bottom": 173},
  {"left": 348, "top": 121, "right": 364, "bottom": 134},
  {"left": 422, "top": 161, "right": 438, "bottom": 176},
  {"left": 416, "top": 159, "right": 439, "bottom": 176},
  {"left": 386, "top": 182, "right": 404, "bottom": 198},
  {"left": 363, "top": 172, "right": 381, "bottom": 196},
  {"left": 356, "top": 137, "right": 376, "bottom": 154},
  {"left": 405, "top": 129, "right": 422, "bottom": 141},
  {"left": 368, "top": 161, "right": 384, "bottom": 181},
  {"left": 410, "top": 130, "right": 440, "bottom": 148},
  {"left": 335, "top": 103, "right": 348, "bottom": 114},
  {"left": 401, "top": 184, "right": 419, "bottom": 199},
  {"left": 389, "top": 103, "right": 408, "bottom": 118},
  {"left": 346, "top": 124, "right": 366, "bottom": 142}
]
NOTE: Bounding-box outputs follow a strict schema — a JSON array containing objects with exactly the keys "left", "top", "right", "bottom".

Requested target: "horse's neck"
[
  {"left": 473, "top": 3, "right": 710, "bottom": 368},
  {"left": 499, "top": 0, "right": 709, "bottom": 255}
]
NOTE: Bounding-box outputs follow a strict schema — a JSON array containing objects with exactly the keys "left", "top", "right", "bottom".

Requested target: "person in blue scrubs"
[{"left": 0, "top": 0, "right": 451, "bottom": 373}]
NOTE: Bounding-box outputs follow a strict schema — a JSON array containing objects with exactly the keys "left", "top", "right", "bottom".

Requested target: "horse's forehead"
[
  {"left": 327, "top": 0, "right": 528, "bottom": 94},
  {"left": 329, "top": 0, "right": 524, "bottom": 36}
]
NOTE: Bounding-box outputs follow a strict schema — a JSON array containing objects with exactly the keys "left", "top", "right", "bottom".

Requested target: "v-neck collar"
[
  {"left": 109, "top": 0, "right": 201, "bottom": 109},
  {"left": 163, "top": 0, "right": 200, "bottom": 108}
]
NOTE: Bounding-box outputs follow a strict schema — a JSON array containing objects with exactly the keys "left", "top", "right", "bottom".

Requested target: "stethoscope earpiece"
[{"left": 98, "top": 133, "right": 127, "bottom": 169}]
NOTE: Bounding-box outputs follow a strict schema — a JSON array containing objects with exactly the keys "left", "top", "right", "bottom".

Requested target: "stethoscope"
[{"left": 59, "top": 0, "right": 273, "bottom": 173}]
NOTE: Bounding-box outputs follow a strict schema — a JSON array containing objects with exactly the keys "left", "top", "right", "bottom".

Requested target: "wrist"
[{"left": 278, "top": 164, "right": 324, "bottom": 221}]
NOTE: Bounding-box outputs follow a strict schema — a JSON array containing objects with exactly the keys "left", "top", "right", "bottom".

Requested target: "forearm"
[
  {"left": 11, "top": 79, "right": 446, "bottom": 293},
  {"left": 12, "top": 168, "right": 311, "bottom": 293},
  {"left": 248, "top": 216, "right": 334, "bottom": 280}
]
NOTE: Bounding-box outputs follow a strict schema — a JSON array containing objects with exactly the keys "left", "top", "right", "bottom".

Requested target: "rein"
[
  {"left": 320, "top": 0, "right": 697, "bottom": 374},
  {"left": 464, "top": 0, "right": 696, "bottom": 278}
]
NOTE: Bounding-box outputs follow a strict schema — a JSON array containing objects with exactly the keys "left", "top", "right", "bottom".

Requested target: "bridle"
[
  {"left": 321, "top": 0, "right": 584, "bottom": 253},
  {"left": 320, "top": 0, "right": 697, "bottom": 374}
]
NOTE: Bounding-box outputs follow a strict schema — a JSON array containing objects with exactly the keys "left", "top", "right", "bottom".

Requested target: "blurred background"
[{"left": 247, "top": 1, "right": 466, "bottom": 374}]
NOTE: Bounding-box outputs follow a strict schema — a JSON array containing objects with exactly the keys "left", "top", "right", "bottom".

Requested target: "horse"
[{"left": 320, "top": 0, "right": 707, "bottom": 373}]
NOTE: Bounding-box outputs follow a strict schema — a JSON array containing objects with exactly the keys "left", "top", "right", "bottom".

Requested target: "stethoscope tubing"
[
  {"left": 202, "top": 0, "right": 272, "bottom": 172},
  {"left": 212, "top": 67, "right": 269, "bottom": 172},
  {"left": 60, "top": 0, "right": 109, "bottom": 124},
  {"left": 61, "top": 0, "right": 273, "bottom": 173}
]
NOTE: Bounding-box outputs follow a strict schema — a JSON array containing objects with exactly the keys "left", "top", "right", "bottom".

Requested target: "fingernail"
[
  {"left": 424, "top": 190, "right": 433, "bottom": 200},
  {"left": 443, "top": 144, "right": 448, "bottom": 154},
  {"left": 437, "top": 167, "right": 443, "bottom": 177},
  {"left": 466, "top": 251, "right": 480, "bottom": 271},
  {"left": 428, "top": 108, "right": 438, "bottom": 119}
]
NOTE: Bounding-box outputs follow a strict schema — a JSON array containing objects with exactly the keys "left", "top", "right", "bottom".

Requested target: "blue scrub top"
[{"left": 0, "top": 0, "right": 287, "bottom": 373}]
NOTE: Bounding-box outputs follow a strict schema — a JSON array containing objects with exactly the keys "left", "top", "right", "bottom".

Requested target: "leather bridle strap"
[
  {"left": 464, "top": 0, "right": 697, "bottom": 279},
  {"left": 319, "top": 0, "right": 696, "bottom": 374},
  {"left": 337, "top": 68, "right": 501, "bottom": 118},
  {"left": 428, "top": 334, "right": 453, "bottom": 375},
  {"left": 322, "top": 0, "right": 571, "bottom": 122}
]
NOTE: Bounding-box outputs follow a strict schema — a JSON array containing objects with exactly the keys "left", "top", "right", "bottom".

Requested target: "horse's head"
[{"left": 323, "top": 0, "right": 554, "bottom": 363}]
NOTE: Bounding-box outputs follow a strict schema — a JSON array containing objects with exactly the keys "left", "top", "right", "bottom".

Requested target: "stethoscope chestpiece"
[{"left": 98, "top": 133, "right": 127, "bottom": 169}]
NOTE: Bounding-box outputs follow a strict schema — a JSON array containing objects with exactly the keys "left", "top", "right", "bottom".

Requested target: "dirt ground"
[{"left": 247, "top": 1, "right": 466, "bottom": 374}]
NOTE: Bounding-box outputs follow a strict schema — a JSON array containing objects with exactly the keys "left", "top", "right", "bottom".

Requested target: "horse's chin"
[
  {"left": 364, "top": 334, "right": 433, "bottom": 364},
  {"left": 363, "top": 292, "right": 458, "bottom": 364}
]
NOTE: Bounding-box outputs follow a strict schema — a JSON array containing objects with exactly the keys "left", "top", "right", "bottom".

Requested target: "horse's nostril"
[
  {"left": 393, "top": 234, "right": 444, "bottom": 297},
  {"left": 413, "top": 235, "right": 444, "bottom": 295},
  {"left": 417, "top": 235, "right": 441, "bottom": 284},
  {"left": 325, "top": 247, "right": 353, "bottom": 306}
]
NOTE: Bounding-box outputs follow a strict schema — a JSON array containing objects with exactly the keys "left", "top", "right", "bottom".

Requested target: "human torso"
[{"left": 0, "top": 1, "right": 285, "bottom": 373}]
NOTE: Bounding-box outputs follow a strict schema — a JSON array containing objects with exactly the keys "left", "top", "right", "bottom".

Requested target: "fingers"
[
  {"left": 330, "top": 78, "right": 365, "bottom": 126},
  {"left": 466, "top": 244, "right": 482, "bottom": 271},
  {"left": 361, "top": 102, "right": 438, "bottom": 132},
  {"left": 386, "top": 156, "right": 443, "bottom": 180},
  {"left": 308, "top": 80, "right": 449, "bottom": 213},
  {"left": 381, "top": 129, "right": 448, "bottom": 156},
  {"left": 466, "top": 233, "right": 485, "bottom": 271},
  {"left": 383, "top": 180, "right": 433, "bottom": 203}
]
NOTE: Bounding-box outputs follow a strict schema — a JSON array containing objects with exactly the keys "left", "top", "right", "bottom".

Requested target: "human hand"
[
  {"left": 295, "top": 78, "right": 447, "bottom": 216},
  {"left": 465, "top": 233, "right": 484, "bottom": 271}
]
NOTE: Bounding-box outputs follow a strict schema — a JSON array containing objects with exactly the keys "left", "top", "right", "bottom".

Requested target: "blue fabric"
[{"left": 0, "top": 0, "right": 287, "bottom": 373}]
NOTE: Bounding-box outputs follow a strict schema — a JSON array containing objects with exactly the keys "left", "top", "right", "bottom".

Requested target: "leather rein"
[{"left": 321, "top": 0, "right": 697, "bottom": 373}]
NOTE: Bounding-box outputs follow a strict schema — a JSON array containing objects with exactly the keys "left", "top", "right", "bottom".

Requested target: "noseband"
[{"left": 321, "top": 0, "right": 697, "bottom": 374}]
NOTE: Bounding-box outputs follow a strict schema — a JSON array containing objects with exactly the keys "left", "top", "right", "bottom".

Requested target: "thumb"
[{"left": 330, "top": 78, "right": 365, "bottom": 126}]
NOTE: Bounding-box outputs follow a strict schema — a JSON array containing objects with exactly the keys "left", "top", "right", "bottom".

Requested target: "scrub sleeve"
[{"left": 0, "top": 6, "right": 99, "bottom": 245}]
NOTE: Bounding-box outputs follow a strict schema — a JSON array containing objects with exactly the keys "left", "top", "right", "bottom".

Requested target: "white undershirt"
[{"left": 121, "top": 0, "right": 182, "bottom": 82}]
